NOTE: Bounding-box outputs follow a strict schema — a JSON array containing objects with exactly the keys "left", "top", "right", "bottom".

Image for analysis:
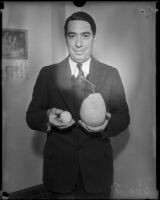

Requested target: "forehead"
[{"left": 67, "top": 20, "right": 92, "bottom": 33}]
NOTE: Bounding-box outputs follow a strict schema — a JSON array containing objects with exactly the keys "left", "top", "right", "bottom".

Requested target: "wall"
[
  {"left": 2, "top": 1, "right": 66, "bottom": 192},
  {"left": 2, "top": 1, "right": 157, "bottom": 198}
]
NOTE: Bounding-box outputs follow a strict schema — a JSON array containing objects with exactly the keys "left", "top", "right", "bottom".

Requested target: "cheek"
[
  {"left": 86, "top": 43, "right": 93, "bottom": 53},
  {"left": 66, "top": 40, "right": 73, "bottom": 50}
]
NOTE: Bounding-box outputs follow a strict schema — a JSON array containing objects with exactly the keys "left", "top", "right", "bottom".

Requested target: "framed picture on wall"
[{"left": 2, "top": 28, "right": 28, "bottom": 59}]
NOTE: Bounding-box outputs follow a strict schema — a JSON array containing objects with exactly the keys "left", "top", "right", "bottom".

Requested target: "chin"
[{"left": 72, "top": 56, "right": 89, "bottom": 63}]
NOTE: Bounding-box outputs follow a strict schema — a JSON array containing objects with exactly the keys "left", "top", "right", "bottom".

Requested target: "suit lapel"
[
  {"left": 87, "top": 57, "right": 104, "bottom": 94},
  {"left": 56, "top": 57, "right": 75, "bottom": 117}
]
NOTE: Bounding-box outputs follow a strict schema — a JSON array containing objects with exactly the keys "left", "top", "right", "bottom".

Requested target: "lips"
[
  {"left": 74, "top": 50, "right": 84, "bottom": 55},
  {"left": 75, "top": 52, "right": 83, "bottom": 55}
]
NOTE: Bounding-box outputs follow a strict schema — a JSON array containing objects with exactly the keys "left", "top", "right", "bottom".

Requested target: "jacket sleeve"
[
  {"left": 105, "top": 68, "right": 130, "bottom": 138},
  {"left": 26, "top": 67, "right": 50, "bottom": 133}
]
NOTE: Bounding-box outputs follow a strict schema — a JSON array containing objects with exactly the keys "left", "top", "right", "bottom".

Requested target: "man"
[{"left": 26, "top": 11, "right": 130, "bottom": 199}]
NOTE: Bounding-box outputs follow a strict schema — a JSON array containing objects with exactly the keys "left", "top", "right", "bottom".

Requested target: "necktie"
[{"left": 77, "top": 63, "right": 84, "bottom": 79}]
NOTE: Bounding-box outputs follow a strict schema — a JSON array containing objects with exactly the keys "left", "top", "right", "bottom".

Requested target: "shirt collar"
[{"left": 69, "top": 57, "right": 91, "bottom": 78}]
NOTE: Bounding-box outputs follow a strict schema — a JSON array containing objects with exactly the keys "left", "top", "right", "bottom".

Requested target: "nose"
[{"left": 75, "top": 36, "right": 82, "bottom": 48}]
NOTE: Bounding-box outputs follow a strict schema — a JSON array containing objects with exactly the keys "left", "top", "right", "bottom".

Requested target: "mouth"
[{"left": 74, "top": 50, "right": 84, "bottom": 55}]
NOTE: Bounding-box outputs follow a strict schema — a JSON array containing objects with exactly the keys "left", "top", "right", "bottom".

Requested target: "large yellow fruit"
[{"left": 80, "top": 93, "right": 106, "bottom": 127}]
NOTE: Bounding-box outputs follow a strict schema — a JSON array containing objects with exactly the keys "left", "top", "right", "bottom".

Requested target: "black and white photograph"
[{"left": 2, "top": 1, "right": 158, "bottom": 199}]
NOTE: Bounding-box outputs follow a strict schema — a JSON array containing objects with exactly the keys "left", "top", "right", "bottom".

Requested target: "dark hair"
[{"left": 64, "top": 11, "right": 96, "bottom": 37}]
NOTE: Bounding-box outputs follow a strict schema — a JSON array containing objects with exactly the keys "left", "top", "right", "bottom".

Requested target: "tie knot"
[{"left": 77, "top": 63, "right": 83, "bottom": 70}]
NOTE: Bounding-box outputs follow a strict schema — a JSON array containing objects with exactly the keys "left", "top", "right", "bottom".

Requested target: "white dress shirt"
[{"left": 69, "top": 57, "right": 91, "bottom": 78}]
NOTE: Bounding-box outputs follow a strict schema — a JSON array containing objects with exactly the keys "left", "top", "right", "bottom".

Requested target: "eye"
[
  {"left": 67, "top": 34, "right": 76, "bottom": 39},
  {"left": 82, "top": 33, "right": 90, "bottom": 38}
]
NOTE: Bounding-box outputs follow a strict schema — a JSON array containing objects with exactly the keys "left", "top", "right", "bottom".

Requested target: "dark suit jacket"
[{"left": 26, "top": 56, "right": 130, "bottom": 194}]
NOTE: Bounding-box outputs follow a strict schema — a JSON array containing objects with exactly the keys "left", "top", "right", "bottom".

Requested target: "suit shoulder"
[
  {"left": 39, "top": 58, "right": 66, "bottom": 73},
  {"left": 94, "top": 58, "right": 118, "bottom": 72}
]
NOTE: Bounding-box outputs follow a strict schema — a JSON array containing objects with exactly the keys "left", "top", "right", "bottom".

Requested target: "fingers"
[
  {"left": 48, "top": 108, "right": 64, "bottom": 121},
  {"left": 86, "top": 124, "right": 103, "bottom": 132},
  {"left": 50, "top": 114, "right": 75, "bottom": 129},
  {"left": 58, "top": 119, "right": 75, "bottom": 129},
  {"left": 78, "top": 120, "right": 86, "bottom": 129},
  {"left": 78, "top": 117, "right": 110, "bottom": 133},
  {"left": 51, "top": 116, "right": 65, "bottom": 127},
  {"left": 50, "top": 108, "right": 64, "bottom": 115},
  {"left": 57, "top": 122, "right": 75, "bottom": 130},
  {"left": 106, "top": 112, "right": 111, "bottom": 119},
  {"left": 78, "top": 120, "right": 95, "bottom": 132}
]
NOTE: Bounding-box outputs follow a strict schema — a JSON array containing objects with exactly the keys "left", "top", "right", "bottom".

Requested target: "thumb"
[{"left": 106, "top": 112, "right": 111, "bottom": 119}]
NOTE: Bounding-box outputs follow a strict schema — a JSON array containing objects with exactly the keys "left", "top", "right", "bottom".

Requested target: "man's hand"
[
  {"left": 47, "top": 108, "right": 75, "bottom": 129},
  {"left": 78, "top": 112, "right": 111, "bottom": 133}
]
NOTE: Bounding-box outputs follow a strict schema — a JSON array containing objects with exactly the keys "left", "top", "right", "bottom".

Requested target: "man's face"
[{"left": 66, "top": 20, "right": 95, "bottom": 63}]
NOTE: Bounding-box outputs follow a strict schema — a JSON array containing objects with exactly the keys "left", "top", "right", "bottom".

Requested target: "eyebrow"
[{"left": 67, "top": 31, "right": 91, "bottom": 35}]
